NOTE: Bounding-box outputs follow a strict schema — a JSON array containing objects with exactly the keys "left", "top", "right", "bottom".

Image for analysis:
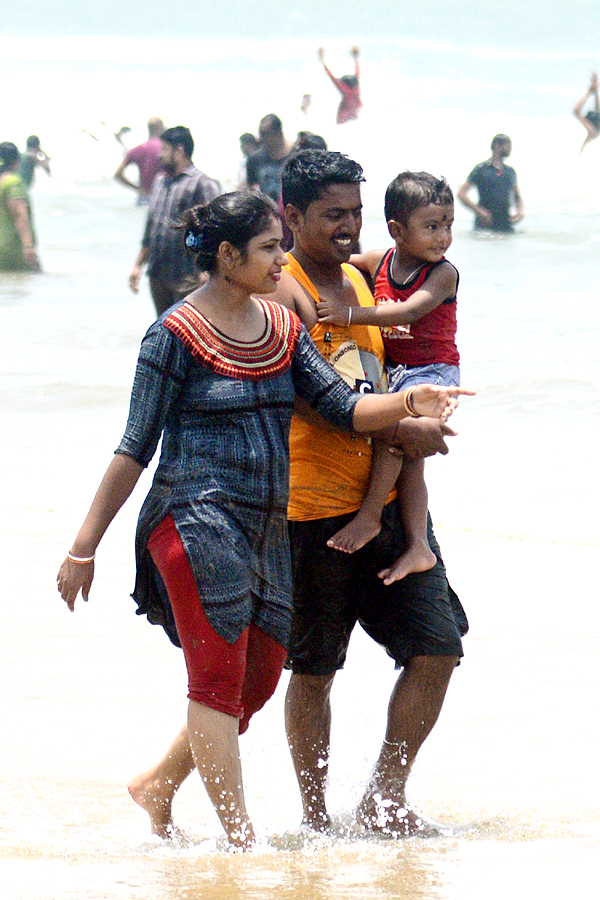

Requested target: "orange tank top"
[{"left": 286, "top": 255, "right": 391, "bottom": 521}]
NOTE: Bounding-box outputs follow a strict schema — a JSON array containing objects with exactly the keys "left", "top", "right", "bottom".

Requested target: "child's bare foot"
[
  {"left": 327, "top": 509, "right": 382, "bottom": 553},
  {"left": 128, "top": 770, "right": 177, "bottom": 838},
  {"left": 378, "top": 543, "right": 436, "bottom": 585}
]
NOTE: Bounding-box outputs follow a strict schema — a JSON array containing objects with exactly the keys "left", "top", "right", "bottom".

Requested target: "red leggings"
[{"left": 148, "top": 514, "right": 288, "bottom": 734}]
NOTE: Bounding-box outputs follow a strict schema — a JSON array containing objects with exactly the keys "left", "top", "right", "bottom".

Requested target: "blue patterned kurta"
[{"left": 116, "top": 299, "right": 360, "bottom": 648}]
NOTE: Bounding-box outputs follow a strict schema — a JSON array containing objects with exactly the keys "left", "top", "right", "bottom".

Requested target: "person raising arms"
[{"left": 573, "top": 72, "right": 600, "bottom": 152}]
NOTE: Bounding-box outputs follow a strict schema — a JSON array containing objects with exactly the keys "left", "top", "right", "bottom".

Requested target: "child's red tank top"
[{"left": 373, "top": 249, "right": 460, "bottom": 367}]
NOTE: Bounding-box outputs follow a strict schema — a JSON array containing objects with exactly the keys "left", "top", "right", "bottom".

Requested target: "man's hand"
[
  {"left": 476, "top": 206, "right": 493, "bottom": 226},
  {"left": 129, "top": 265, "right": 142, "bottom": 293},
  {"left": 389, "top": 417, "right": 457, "bottom": 459}
]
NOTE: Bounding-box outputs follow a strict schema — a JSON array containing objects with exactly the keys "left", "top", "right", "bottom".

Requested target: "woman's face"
[{"left": 231, "top": 218, "right": 288, "bottom": 294}]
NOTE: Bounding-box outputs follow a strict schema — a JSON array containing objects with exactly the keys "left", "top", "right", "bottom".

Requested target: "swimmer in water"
[
  {"left": 317, "top": 46, "right": 362, "bottom": 124},
  {"left": 573, "top": 72, "right": 600, "bottom": 152}
]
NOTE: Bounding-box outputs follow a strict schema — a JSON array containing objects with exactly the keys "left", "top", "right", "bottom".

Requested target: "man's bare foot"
[
  {"left": 378, "top": 543, "right": 436, "bottom": 585},
  {"left": 128, "top": 770, "right": 177, "bottom": 838},
  {"left": 356, "top": 796, "right": 452, "bottom": 838},
  {"left": 301, "top": 809, "right": 332, "bottom": 832},
  {"left": 327, "top": 509, "right": 382, "bottom": 553},
  {"left": 226, "top": 817, "right": 256, "bottom": 851}
]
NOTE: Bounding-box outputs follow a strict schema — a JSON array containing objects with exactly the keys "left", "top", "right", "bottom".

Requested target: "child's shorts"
[{"left": 387, "top": 362, "right": 460, "bottom": 393}]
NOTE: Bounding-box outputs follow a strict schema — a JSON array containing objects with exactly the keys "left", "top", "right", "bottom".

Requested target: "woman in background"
[{"left": 0, "top": 141, "right": 40, "bottom": 272}]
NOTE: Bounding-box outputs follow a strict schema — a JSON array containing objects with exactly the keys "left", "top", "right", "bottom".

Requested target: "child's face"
[{"left": 393, "top": 203, "right": 454, "bottom": 264}]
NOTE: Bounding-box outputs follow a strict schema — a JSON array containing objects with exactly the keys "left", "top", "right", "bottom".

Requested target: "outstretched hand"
[
  {"left": 56, "top": 557, "right": 95, "bottom": 612},
  {"left": 409, "top": 385, "right": 475, "bottom": 420},
  {"left": 317, "top": 296, "right": 350, "bottom": 326}
]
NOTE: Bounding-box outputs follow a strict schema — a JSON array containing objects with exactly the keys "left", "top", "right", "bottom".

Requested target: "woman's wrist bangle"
[
  {"left": 67, "top": 551, "right": 95, "bottom": 564},
  {"left": 403, "top": 387, "right": 419, "bottom": 417},
  {"left": 347, "top": 306, "right": 353, "bottom": 326}
]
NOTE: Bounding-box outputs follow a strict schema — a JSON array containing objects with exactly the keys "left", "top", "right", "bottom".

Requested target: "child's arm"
[{"left": 317, "top": 262, "right": 457, "bottom": 327}]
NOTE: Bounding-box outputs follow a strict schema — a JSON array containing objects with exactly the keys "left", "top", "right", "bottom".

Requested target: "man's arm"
[
  {"left": 36, "top": 150, "right": 51, "bottom": 176},
  {"left": 129, "top": 246, "right": 150, "bottom": 293},
  {"left": 510, "top": 179, "right": 525, "bottom": 224},
  {"left": 457, "top": 179, "right": 492, "bottom": 225},
  {"left": 114, "top": 157, "right": 140, "bottom": 193}
]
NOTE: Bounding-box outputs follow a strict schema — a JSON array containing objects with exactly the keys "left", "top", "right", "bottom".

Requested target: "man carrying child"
[{"left": 276, "top": 150, "right": 468, "bottom": 835}]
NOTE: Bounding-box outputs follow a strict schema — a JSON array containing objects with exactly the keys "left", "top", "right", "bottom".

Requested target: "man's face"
[
  {"left": 258, "top": 123, "right": 280, "bottom": 154},
  {"left": 498, "top": 139, "right": 512, "bottom": 158},
  {"left": 160, "top": 142, "right": 179, "bottom": 174},
  {"left": 290, "top": 183, "right": 363, "bottom": 265}
]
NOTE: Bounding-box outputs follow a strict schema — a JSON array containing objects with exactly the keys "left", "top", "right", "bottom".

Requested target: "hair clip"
[{"left": 185, "top": 231, "right": 201, "bottom": 250}]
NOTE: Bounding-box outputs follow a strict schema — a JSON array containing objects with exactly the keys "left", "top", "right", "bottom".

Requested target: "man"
[
  {"left": 19, "top": 135, "right": 51, "bottom": 188},
  {"left": 246, "top": 114, "right": 294, "bottom": 202},
  {"left": 276, "top": 150, "right": 468, "bottom": 835},
  {"left": 114, "top": 116, "right": 165, "bottom": 204},
  {"left": 129, "top": 126, "right": 220, "bottom": 316},
  {"left": 457, "top": 134, "right": 524, "bottom": 232}
]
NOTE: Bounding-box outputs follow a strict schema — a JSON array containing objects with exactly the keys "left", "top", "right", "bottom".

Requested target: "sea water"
[{"left": 1, "top": 5, "right": 599, "bottom": 898}]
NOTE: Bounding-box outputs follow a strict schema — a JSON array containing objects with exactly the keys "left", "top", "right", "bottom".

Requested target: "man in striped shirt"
[{"left": 129, "top": 126, "right": 220, "bottom": 316}]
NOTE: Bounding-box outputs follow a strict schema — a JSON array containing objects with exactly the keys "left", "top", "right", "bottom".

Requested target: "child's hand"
[
  {"left": 317, "top": 297, "right": 352, "bottom": 326},
  {"left": 408, "top": 385, "right": 475, "bottom": 420}
]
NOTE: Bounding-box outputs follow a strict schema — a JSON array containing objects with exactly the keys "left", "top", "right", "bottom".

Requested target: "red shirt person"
[{"left": 318, "top": 46, "right": 362, "bottom": 124}]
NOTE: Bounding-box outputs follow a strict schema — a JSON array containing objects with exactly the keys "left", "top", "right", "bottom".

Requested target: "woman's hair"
[
  {"left": 0, "top": 142, "right": 20, "bottom": 174},
  {"left": 178, "top": 191, "right": 280, "bottom": 273},
  {"left": 384, "top": 171, "right": 454, "bottom": 226}
]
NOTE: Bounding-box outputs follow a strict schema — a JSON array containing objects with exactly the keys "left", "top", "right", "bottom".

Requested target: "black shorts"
[{"left": 287, "top": 502, "right": 468, "bottom": 675}]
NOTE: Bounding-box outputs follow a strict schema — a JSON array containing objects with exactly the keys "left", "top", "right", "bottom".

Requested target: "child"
[{"left": 317, "top": 171, "right": 459, "bottom": 583}]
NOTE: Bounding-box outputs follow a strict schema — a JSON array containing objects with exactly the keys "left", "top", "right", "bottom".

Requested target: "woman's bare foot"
[
  {"left": 378, "top": 543, "right": 436, "bottom": 585},
  {"left": 128, "top": 770, "right": 177, "bottom": 838},
  {"left": 327, "top": 509, "right": 382, "bottom": 553}
]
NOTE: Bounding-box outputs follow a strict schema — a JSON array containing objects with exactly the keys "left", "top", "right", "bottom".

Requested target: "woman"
[
  {"left": 57, "top": 191, "right": 468, "bottom": 849},
  {"left": 0, "top": 141, "right": 40, "bottom": 271}
]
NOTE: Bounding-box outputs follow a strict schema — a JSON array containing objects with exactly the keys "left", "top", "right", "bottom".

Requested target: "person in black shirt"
[{"left": 457, "top": 134, "right": 524, "bottom": 233}]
